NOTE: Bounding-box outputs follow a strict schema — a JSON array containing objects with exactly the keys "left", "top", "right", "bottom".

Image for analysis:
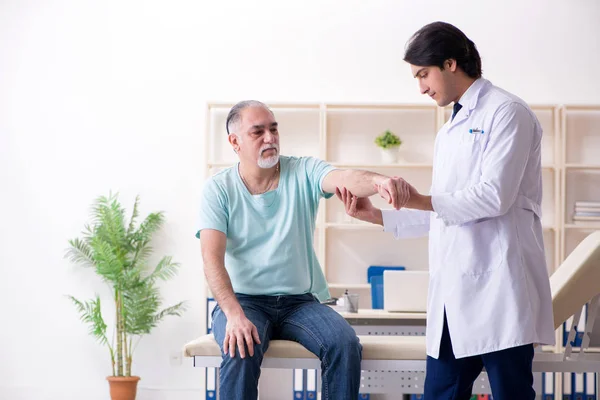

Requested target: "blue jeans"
[
  {"left": 424, "top": 313, "right": 535, "bottom": 400},
  {"left": 211, "top": 293, "right": 363, "bottom": 400}
]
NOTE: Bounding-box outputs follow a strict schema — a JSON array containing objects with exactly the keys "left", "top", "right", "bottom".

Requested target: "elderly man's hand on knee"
[{"left": 223, "top": 312, "right": 261, "bottom": 359}]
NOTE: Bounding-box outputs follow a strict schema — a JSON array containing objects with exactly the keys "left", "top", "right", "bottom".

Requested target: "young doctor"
[{"left": 337, "top": 22, "right": 555, "bottom": 399}]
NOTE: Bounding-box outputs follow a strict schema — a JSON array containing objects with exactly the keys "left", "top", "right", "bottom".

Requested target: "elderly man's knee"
[
  {"left": 221, "top": 351, "right": 264, "bottom": 373},
  {"left": 324, "top": 326, "right": 362, "bottom": 357},
  {"left": 343, "top": 333, "right": 362, "bottom": 354}
]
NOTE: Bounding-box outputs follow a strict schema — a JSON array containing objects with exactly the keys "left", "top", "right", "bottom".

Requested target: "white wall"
[{"left": 1, "top": 1, "right": 599, "bottom": 399}]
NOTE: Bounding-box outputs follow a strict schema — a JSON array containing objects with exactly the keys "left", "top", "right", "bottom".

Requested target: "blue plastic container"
[{"left": 367, "top": 265, "right": 405, "bottom": 309}]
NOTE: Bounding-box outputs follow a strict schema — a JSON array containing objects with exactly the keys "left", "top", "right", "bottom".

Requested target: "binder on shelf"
[
  {"left": 206, "top": 367, "right": 216, "bottom": 399},
  {"left": 206, "top": 298, "right": 218, "bottom": 399},
  {"left": 293, "top": 369, "right": 304, "bottom": 399},
  {"left": 358, "top": 394, "right": 370, "bottom": 399},
  {"left": 543, "top": 372, "right": 555, "bottom": 400},
  {"left": 564, "top": 372, "right": 573, "bottom": 400},
  {"left": 585, "top": 372, "right": 597, "bottom": 400},
  {"left": 575, "top": 373, "right": 585, "bottom": 400},
  {"left": 306, "top": 369, "right": 317, "bottom": 399}
]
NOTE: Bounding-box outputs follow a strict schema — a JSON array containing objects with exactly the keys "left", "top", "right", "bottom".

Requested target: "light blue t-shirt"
[{"left": 196, "top": 156, "right": 335, "bottom": 301}]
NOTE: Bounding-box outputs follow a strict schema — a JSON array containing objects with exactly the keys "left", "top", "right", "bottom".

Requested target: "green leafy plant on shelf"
[
  {"left": 65, "top": 193, "right": 186, "bottom": 398},
  {"left": 374, "top": 130, "right": 402, "bottom": 149}
]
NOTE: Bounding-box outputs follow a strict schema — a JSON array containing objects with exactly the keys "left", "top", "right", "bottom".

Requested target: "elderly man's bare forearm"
[
  {"left": 200, "top": 230, "right": 244, "bottom": 319},
  {"left": 323, "top": 169, "right": 388, "bottom": 197},
  {"left": 203, "top": 258, "right": 244, "bottom": 318}
]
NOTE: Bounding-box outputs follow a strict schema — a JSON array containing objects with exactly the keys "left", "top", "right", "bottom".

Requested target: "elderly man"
[{"left": 197, "top": 100, "right": 409, "bottom": 399}]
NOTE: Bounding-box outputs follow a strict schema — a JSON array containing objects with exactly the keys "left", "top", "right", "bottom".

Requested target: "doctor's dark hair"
[
  {"left": 404, "top": 22, "right": 482, "bottom": 79},
  {"left": 226, "top": 100, "right": 273, "bottom": 135}
]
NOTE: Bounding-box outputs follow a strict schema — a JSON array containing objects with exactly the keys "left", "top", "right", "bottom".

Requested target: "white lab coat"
[{"left": 382, "top": 78, "right": 555, "bottom": 358}]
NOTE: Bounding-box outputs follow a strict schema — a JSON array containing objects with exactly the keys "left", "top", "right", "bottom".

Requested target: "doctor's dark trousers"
[{"left": 424, "top": 313, "right": 535, "bottom": 400}]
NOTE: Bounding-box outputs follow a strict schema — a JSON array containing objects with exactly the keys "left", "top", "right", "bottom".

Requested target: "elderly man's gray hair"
[{"left": 225, "top": 100, "right": 273, "bottom": 135}]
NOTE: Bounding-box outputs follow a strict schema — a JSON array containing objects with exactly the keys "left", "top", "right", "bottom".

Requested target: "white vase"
[{"left": 380, "top": 147, "right": 400, "bottom": 164}]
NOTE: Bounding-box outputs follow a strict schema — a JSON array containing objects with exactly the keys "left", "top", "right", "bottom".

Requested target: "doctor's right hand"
[
  {"left": 223, "top": 312, "right": 261, "bottom": 359},
  {"left": 374, "top": 176, "right": 411, "bottom": 210},
  {"left": 336, "top": 187, "right": 383, "bottom": 226}
]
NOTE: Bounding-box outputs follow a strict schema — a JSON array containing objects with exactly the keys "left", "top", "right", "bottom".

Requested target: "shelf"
[
  {"left": 209, "top": 162, "right": 435, "bottom": 169},
  {"left": 564, "top": 224, "right": 600, "bottom": 230},
  {"left": 324, "top": 222, "right": 556, "bottom": 231},
  {"left": 325, "top": 103, "right": 436, "bottom": 111},
  {"left": 330, "top": 163, "right": 433, "bottom": 169},
  {"left": 565, "top": 164, "right": 600, "bottom": 170},
  {"left": 208, "top": 102, "right": 320, "bottom": 110},
  {"left": 564, "top": 105, "right": 600, "bottom": 111},
  {"left": 561, "top": 346, "right": 600, "bottom": 353},
  {"left": 328, "top": 283, "right": 371, "bottom": 290}
]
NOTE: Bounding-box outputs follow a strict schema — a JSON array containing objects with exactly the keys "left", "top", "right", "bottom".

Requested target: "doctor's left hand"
[{"left": 375, "top": 176, "right": 411, "bottom": 210}]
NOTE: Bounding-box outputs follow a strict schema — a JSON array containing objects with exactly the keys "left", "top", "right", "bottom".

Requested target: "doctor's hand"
[
  {"left": 223, "top": 312, "right": 261, "bottom": 359},
  {"left": 403, "top": 182, "right": 434, "bottom": 211},
  {"left": 336, "top": 187, "right": 383, "bottom": 225},
  {"left": 374, "top": 176, "right": 411, "bottom": 210}
]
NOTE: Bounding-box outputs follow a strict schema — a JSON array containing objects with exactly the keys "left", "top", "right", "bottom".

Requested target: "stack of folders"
[
  {"left": 563, "top": 372, "right": 598, "bottom": 399},
  {"left": 293, "top": 369, "right": 317, "bottom": 399},
  {"left": 573, "top": 201, "right": 600, "bottom": 224},
  {"left": 293, "top": 373, "right": 371, "bottom": 399}
]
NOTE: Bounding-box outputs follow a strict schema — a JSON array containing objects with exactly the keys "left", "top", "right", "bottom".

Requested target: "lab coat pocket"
[{"left": 453, "top": 217, "right": 503, "bottom": 276}]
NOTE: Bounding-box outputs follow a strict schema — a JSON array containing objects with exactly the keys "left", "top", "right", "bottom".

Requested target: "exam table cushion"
[{"left": 183, "top": 334, "right": 427, "bottom": 360}]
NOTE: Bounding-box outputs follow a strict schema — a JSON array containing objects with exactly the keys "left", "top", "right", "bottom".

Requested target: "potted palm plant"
[
  {"left": 66, "top": 193, "right": 186, "bottom": 400},
  {"left": 375, "top": 130, "right": 403, "bottom": 163}
]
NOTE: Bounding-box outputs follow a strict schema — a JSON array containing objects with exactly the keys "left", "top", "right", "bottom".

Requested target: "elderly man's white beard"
[{"left": 258, "top": 144, "right": 280, "bottom": 169}]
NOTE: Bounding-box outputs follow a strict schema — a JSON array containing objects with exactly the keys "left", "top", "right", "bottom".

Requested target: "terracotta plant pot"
[{"left": 107, "top": 376, "right": 141, "bottom": 400}]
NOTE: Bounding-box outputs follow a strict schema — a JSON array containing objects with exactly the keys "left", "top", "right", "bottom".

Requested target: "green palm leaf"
[
  {"left": 67, "top": 295, "right": 109, "bottom": 345},
  {"left": 65, "top": 238, "right": 95, "bottom": 268},
  {"left": 154, "top": 301, "right": 187, "bottom": 324},
  {"left": 127, "top": 195, "right": 140, "bottom": 236},
  {"left": 148, "top": 256, "right": 180, "bottom": 282}
]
